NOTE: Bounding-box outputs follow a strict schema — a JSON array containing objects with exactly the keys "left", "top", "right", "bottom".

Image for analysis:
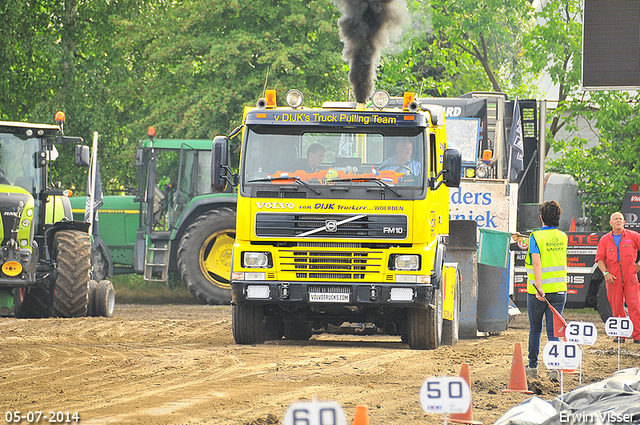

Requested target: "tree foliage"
[
  {"left": 1, "top": 0, "right": 635, "bottom": 229},
  {"left": 547, "top": 92, "right": 640, "bottom": 229},
  {"left": 377, "top": 0, "right": 536, "bottom": 97},
  {"left": 523, "top": 0, "right": 582, "bottom": 152},
  {"left": 0, "top": 0, "right": 346, "bottom": 193}
]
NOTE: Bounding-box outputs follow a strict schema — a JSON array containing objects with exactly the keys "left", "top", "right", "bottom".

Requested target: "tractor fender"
[
  {"left": 93, "top": 235, "right": 114, "bottom": 278},
  {"left": 168, "top": 194, "right": 237, "bottom": 271},
  {"left": 43, "top": 221, "right": 90, "bottom": 260}
]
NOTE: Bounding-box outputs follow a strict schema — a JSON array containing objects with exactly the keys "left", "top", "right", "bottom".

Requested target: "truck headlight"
[
  {"left": 390, "top": 254, "right": 420, "bottom": 271},
  {"left": 242, "top": 252, "right": 271, "bottom": 268}
]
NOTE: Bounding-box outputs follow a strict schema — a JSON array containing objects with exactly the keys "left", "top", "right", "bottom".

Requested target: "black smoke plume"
[{"left": 334, "top": 0, "right": 407, "bottom": 103}]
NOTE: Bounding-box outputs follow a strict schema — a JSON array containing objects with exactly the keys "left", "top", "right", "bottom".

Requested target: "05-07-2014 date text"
[{"left": 5, "top": 411, "right": 79, "bottom": 423}]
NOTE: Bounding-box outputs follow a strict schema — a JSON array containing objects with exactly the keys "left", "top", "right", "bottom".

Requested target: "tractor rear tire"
[
  {"left": 441, "top": 270, "right": 460, "bottom": 346},
  {"left": 95, "top": 280, "right": 116, "bottom": 317},
  {"left": 232, "top": 304, "right": 266, "bottom": 344},
  {"left": 53, "top": 230, "right": 91, "bottom": 318},
  {"left": 407, "top": 288, "right": 443, "bottom": 350},
  {"left": 14, "top": 286, "right": 52, "bottom": 318},
  {"left": 178, "top": 208, "right": 235, "bottom": 305}
]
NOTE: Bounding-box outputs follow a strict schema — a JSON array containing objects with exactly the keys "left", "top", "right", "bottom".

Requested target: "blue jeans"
[{"left": 527, "top": 291, "right": 566, "bottom": 368}]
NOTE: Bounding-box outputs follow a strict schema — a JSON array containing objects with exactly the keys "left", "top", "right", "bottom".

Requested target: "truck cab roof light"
[
  {"left": 55, "top": 111, "right": 66, "bottom": 124},
  {"left": 371, "top": 90, "right": 390, "bottom": 109},
  {"left": 265, "top": 90, "right": 277, "bottom": 108},
  {"left": 403, "top": 92, "right": 416, "bottom": 111},
  {"left": 148, "top": 126, "right": 156, "bottom": 137},
  {"left": 285, "top": 89, "right": 304, "bottom": 108},
  {"left": 482, "top": 149, "right": 492, "bottom": 164}
]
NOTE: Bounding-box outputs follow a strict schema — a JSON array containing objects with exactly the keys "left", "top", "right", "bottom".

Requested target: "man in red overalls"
[{"left": 595, "top": 212, "right": 640, "bottom": 343}]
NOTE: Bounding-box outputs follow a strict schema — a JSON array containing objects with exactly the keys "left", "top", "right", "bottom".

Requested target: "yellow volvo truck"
[{"left": 212, "top": 89, "right": 462, "bottom": 349}]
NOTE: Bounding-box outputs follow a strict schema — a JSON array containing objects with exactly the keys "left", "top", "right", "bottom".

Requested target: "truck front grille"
[
  {"left": 255, "top": 213, "right": 408, "bottom": 239},
  {"left": 280, "top": 249, "right": 383, "bottom": 280}
]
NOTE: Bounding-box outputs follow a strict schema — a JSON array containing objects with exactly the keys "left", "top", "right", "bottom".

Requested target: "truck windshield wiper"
[
  {"left": 330, "top": 177, "right": 401, "bottom": 197},
  {"left": 247, "top": 176, "right": 321, "bottom": 195}
]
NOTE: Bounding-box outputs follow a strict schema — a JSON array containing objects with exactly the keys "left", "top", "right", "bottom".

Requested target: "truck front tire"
[
  {"left": 407, "top": 288, "right": 443, "bottom": 350},
  {"left": 178, "top": 208, "right": 235, "bottom": 305},
  {"left": 232, "top": 304, "right": 266, "bottom": 344}
]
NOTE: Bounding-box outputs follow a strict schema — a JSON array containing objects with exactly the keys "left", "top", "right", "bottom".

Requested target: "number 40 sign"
[{"left": 543, "top": 341, "right": 582, "bottom": 370}]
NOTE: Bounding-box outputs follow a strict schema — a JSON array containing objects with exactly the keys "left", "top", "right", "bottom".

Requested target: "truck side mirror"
[
  {"left": 211, "top": 135, "right": 229, "bottom": 192},
  {"left": 75, "top": 145, "right": 90, "bottom": 167},
  {"left": 442, "top": 148, "right": 462, "bottom": 188}
]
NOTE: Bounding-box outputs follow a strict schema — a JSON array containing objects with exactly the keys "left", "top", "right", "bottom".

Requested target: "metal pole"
[
  {"left": 538, "top": 101, "right": 547, "bottom": 203},
  {"left": 88, "top": 131, "right": 98, "bottom": 235}
]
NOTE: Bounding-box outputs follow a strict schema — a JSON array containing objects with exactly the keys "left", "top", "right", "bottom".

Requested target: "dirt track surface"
[{"left": 1, "top": 305, "right": 639, "bottom": 425}]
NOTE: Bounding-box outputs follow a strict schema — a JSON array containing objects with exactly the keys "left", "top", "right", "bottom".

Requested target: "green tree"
[
  {"left": 1, "top": 0, "right": 347, "bottom": 193},
  {"left": 377, "top": 0, "right": 536, "bottom": 97},
  {"left": 523, "top": 0, "right": 639, "bottom": 228},
  {"left": 119, "top": 0, "right": 347, "bottom": 141},
  {"left": 523, "top": 0, "right": 583, "bottom": 154},
  {"left": 546, "top": 91, "right": 640, "bottom": 229},
  {"left": 0, "top": 0, "right": 156, "bottom": 192}
]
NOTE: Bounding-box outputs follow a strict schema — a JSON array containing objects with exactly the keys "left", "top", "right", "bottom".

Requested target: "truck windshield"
[
  {"left": 242, "top": 128, "right": 425, "bottom": 188},
  {"left": 0, "top": 133, "right": 41, "bottom": 193}
]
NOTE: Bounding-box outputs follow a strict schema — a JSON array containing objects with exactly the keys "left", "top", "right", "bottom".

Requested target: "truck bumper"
[{"left": 231, "top": 280, "right": 435, "bottom": 308}]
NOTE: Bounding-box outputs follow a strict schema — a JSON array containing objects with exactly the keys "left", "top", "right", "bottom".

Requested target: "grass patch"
[
  {"left": 564, "top": 308, "right": 599, "bottom": 316},
  {"left": 109, "top": 274, "right": 201, "bottom": 305}
]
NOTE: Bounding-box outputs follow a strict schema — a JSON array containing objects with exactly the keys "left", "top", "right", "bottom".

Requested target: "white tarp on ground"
[{"left": 495, "top": 367, "right": 640, "bottom": 425}]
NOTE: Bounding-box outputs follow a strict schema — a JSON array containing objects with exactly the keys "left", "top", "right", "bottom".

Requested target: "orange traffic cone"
[
  {"left": 449, "top": 363, "right": 482, "bottom": 424},
  {"left": 570, "top": 217, "right": 576, "bottom": 232},
  {"left": 352, "top": 404, "right": 369, "bottom": 425},
  {"left": 502, "top": 342, "right": 533, "bottom": 394}
]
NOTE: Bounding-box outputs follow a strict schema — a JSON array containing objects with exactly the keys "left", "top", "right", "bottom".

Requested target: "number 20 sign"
[
  {"left": 565, "top": 321, "right": 598, "bottom": 345},
  {"left": 605, "top": 317, "right": 634, "bottom": 338}
]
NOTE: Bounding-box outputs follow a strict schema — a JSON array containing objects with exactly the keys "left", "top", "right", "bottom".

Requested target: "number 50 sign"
[{"left": 420, "top": 377, "right": 471, "bottom": 414}]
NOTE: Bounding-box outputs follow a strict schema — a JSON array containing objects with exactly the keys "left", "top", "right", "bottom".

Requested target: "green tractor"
[
  {"left": 71, "top": 128, "right": 237, "bottom": 305},
  {"left": 0, "top": 116, "right": 94, "bottom": 318}
]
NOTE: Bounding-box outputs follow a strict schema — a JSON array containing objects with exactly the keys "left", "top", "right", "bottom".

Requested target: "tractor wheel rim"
[{"left": 200, "top": 229, "right": 235, "bottom": 289}]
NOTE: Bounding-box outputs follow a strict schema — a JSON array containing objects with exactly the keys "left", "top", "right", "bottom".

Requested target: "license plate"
[{"left": 309, "top": 292, "right": 350, "bottom": 303}]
